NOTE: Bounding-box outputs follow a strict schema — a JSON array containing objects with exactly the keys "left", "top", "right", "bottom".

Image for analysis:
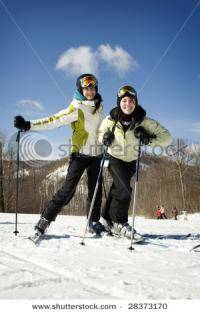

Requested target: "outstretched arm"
[{"left": 30, "top": 104, "right": 78, "bottom": 131}]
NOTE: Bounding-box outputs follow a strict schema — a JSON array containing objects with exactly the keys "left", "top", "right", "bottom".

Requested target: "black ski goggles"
[{"left": 118, "top": 86, "right": 137, "bottom": 98}]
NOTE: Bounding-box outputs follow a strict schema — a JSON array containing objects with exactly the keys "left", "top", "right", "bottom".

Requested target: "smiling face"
[
  {"left": 82, "top": 86, "right": 96, "bottom": 100},
  {"left": 120, "top": 96, "right": 136, "bottom": 115}
]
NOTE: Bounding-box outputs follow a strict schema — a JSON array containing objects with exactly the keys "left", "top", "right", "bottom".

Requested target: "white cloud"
[
  {"left": 18, "top": 99, "right": 44, "bottom": 111},
  {"left": 98, "top": 44, "right": 138, "bottom": 76},
  {"left": 55, "top": 44, "right": 137, "bottom": 77},
  {"left": 55, "top": 46, "right": 98, "bottom": 76}
]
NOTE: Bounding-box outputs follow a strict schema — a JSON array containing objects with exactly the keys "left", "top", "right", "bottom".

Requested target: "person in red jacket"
[
  {"left": 156, "top": 206, "right": 161, "bottom": 219},
  {"left": 160, "top": 205, "right": 167, "bottom": 219}
]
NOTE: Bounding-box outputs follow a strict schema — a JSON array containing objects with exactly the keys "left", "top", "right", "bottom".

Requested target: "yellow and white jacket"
[{"left": 30, "top": 99, "right": 104, "bottom": 156}]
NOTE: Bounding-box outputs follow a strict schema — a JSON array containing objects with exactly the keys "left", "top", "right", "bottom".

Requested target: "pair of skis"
[
  {"left": 28, "top": 228, "right": 144, "bottom": 246},
  {"left": 28, "top": 231, "right": 200, "bottom": 252}
]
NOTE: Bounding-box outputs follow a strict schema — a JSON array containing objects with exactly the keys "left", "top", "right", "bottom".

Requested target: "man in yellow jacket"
[{"left": 98, "top": 85, "right": 172, "bottom": 240}]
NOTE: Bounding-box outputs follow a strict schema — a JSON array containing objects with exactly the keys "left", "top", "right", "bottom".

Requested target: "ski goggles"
[
  {"left": 118, "top": 86, "right": 137, "bottom": 98},
  {"left": 80, "top": 76, "right": 97, "bottom": 88}
]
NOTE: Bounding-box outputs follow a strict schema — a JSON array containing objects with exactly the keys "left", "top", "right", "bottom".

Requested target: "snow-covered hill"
[
  {"left": 0, "top": 213, "right": 200, "bottom": 300},
  {"left": 46, "top": 163, "right": 69, "bottom": 181}
]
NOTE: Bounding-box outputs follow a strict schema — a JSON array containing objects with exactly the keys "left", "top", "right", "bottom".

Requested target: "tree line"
[{"left": 0, "top": 137, "right": 200, "bottom": 219}]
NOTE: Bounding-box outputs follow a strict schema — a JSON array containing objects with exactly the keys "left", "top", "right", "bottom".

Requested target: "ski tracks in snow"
[
  {"left": 0, "top": 249, "right": 116, "bottom": 299},
  {"left": 1, "top": 214, "right": 200, "bottom": 299}
]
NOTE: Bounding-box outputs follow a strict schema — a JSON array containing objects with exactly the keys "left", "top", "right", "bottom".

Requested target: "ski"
[
  {"left": 129, "top": 237, "right": 144, "bottom": 244},
  {"left": 190, "top": 244, "right": 200, "bottom": 252},
  {"left": 28, "top": 231, "right": 44, "bottom": 246},
  {"left": 109, "top": 232, "right": 144, "bottom": 244},
  {"left": 142, "top": 233, "right": 191, "bottom": 240},
  {"left": 140, "top": 233, "right": 193, "bottom": 249},
  {"left": 142, "top": 238, "right": 177, "bottom": 249}
]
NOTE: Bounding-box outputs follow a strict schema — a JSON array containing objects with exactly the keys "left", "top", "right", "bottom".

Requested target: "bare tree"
[
  {"left": 168, "top": 139, "right": 191, "bottom": 209},
  {"left": 0, "top": 134, "right": 5, "bottom": 212}
]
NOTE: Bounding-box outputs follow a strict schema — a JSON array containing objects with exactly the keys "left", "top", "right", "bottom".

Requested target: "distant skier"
[
  {"left": 160, "top": 205, "right": 167, "bottom": 219},
  {"left": 14, "top": 74, "right": 106, "bottom": 239},
  {"left": 156, "top": 206, "right": 162, "bottom": 219},
  {"left": 172, "top": 206, "right": 178, "bottom": 220},
  {"left": 98, "top": 85, "right": 172, "bottom": 239}
]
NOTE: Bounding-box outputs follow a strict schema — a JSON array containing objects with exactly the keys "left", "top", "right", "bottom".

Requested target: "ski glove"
[
  {"left": 14, "top": 115, "right": 31, "bottom": 131},
  {"left": 134, "top": 126, "right": 156, "bottom": 145},
  {"left": 103, "top": 130, "right": 115, "bottom": 147}
]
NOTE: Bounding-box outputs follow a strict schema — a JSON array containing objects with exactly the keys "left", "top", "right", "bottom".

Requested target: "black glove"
[
  {"left": 103, "top": 130, "right": 115, "bottom": 147},
  {"left": 14, "top": 115, "right": 31, "bottom": 131},
  {"left": 134, "top": 126, "right": 155, "bottom": 145}
]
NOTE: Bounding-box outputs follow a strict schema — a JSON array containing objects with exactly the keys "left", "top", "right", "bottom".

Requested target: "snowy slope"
[
  {"left": 0, "top": 213, "right": 200, "bottom": 300},
  {"left": 46, "top": 164, "right": 69, "bottom": 181}
]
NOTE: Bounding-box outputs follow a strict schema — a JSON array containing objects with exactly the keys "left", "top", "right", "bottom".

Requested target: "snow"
[
  {"left": 0, "top": 213, "right": 200, "bottom": 300},
  {"left": 46, "top": 161, "right": 109, "bottom": 183},
  {"left": 14, "top": 169, "right": 30, "bottom": 178},
  {"left": 46, "top": 164, "right": 69, "bottom": 181}
]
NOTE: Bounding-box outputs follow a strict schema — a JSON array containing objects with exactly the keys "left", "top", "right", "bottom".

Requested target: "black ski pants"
[
  {"left": 42, "top": 153, "right": 102, "bottom": 223},
  {"left": 102, "top": 155, "right": 136, "bottom": 224}
]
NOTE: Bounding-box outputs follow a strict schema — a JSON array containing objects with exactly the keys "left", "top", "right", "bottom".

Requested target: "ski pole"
[
  {"left": 129, "top": 138, "right": 142, "bottom": 250},
  {"left": 14, "top": 130, "right": 21, "bottom": 236},
  {"left": 81, "top": 146, "right": 108, "bottom": 245}
]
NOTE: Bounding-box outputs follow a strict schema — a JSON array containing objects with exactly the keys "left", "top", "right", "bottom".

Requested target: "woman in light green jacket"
[{"left": 98, "top": 85, "right": 172, "bottom": 240}]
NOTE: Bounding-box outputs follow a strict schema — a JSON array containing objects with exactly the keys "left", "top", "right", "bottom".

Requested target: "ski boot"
[
  {"left": 112, "top": 222, "right": 143, "bottom": 242},
  {"left": 100, "top": 217, "right": 113, "bottom": 236},
  {"left": 29, "top": 217, "right": 50, "bottom": 244},
  {"left": 88, "top": 221, "right": 105, "bottom": 236}
]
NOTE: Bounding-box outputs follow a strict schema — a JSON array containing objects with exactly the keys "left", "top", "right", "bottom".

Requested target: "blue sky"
[{"left": 0, "top": 0, "right": 200, "bottom": 158}]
